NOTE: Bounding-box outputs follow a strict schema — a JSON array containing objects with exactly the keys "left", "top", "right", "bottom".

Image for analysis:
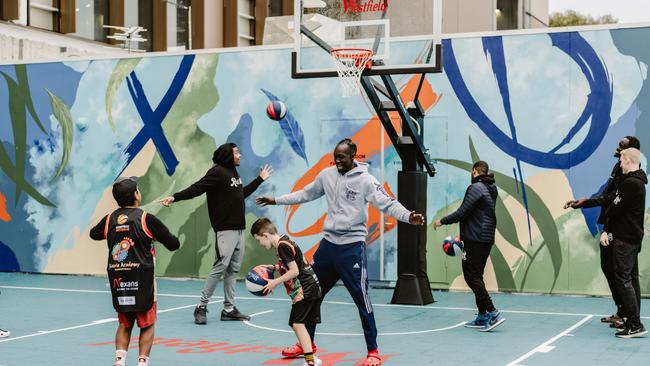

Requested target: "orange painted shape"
[
  {"left": 0, "top": 191, "right": 11, "bottom": 222},
  {"left": 304, "top": 242, "right": 319, "bottom": 264}
]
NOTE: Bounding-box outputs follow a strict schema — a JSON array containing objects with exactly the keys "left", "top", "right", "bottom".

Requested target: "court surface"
[{"left": 0, "top": 272, "right": 648, "bottom": 365}]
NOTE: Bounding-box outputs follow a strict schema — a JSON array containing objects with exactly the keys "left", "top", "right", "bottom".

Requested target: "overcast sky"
[{"left": 549, "top": 0, "right": 650, "bottom": 24}]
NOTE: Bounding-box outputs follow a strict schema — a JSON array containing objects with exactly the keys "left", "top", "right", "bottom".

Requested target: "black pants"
[
  {"left": 612, "top": 239, "right": 642, "bottom": 327},
  {"left": 462, "top": 241, "right": 496, "bottom": 314},
  {"left": 600, "top": 244, "right": 623, "bottom": 315}
]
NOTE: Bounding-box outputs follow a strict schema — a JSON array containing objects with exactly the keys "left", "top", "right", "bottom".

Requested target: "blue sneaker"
[
  {"left": 480, "top": 311, "right": 505, "bottom": 332},
  {"left": 465, "top": 313, "right": 489, "bottom": 328}
]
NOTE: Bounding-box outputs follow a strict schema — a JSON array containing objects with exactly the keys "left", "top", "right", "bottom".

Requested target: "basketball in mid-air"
[
  {"left": 442, "top": 236, "right": 464, "bottom": 257},
  {"left": 245, "top": 265, "right": 275, "bottom": 296},
  {"left": 266, "top": 100, "right": 287, "bottom": 121}
]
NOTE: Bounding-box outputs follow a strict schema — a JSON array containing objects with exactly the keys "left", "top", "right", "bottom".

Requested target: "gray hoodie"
[{"left": 276, "top": 162, "right": 412, "bottom": 244}]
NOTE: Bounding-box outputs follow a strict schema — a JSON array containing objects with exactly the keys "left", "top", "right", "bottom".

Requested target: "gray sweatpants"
[{"left": 199, "top": 230, "right": 245, "bottom": 310}]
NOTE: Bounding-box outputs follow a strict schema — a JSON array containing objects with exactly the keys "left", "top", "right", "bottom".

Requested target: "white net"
[{"left": 330, "top": 48, "right": 373, "bottom": 98}]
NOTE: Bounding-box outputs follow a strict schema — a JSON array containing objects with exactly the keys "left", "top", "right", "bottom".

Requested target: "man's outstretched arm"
[
  {"left": 160, "top": 168, "right": 220, "bottom": 206},
  {"left": 257, "top": 172, "right": 324, "bottom": 206},
  {"left": 244, "top": 164, "right": 273, "bottom": 198},
  {"left": 366, "top": 176, "right": 424, "bottom": 225}
]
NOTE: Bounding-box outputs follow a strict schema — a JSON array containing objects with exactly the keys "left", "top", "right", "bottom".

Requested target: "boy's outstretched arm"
[
  {"left": 146, "top": 214, "right": 181, "bottom": 251},
  {"left": 89, "top": 215, "right": 109, "bottom": 241}
]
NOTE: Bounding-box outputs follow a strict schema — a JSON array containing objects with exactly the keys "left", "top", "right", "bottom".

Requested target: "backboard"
[{"left": 292, "top": 0, "right": 442, "bottom": 78}]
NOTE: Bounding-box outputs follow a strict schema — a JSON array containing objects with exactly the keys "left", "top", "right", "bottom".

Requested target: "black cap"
[{"left": 112, "top": 176, "right": 139, "bottom": 207}]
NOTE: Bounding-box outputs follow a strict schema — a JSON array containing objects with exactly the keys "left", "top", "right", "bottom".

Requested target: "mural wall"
[{"left": 1, "top": 25, "right": 650, "bottom": 296}]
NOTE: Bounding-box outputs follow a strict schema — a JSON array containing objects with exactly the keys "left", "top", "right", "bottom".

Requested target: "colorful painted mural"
[{"left": 1, "top": 25, "right": 650, "bottom": 297}]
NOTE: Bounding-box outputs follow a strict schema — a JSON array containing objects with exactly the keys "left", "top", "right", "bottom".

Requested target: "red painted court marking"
[{"left": 84, "top": 336, "right": 400, "bottom": 365}]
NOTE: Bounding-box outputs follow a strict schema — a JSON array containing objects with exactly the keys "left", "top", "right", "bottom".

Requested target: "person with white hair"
[
  {"left": 564, "top": 136, "right": 641, "bottom": 328},
  {"left": 601, "top": 147, "right": 647, "bottom": 338}
]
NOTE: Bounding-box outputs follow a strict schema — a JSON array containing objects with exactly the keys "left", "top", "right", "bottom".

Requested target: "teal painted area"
[{"left": 1, "top": 273, "right": 649, "bottom": 365}]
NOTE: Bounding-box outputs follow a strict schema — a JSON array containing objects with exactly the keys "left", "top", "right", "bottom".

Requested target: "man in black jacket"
[
  {"left": 564, "top": 136, "right": 640, "bottom": 326},
  {"left": 600, "top": 148, "right": 647, "bottom": 338},
  {"left": 160, "top": 143, "right": 272, "bottom": 324},
  {"left": 434, "top": 160, "right": 504, "bottom": 332}
]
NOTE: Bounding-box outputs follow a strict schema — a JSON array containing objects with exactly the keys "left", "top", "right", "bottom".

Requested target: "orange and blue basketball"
[
  {"left": 245, "top": 265, "right": 274, "bottom": 296},
  {"left": 266, "top": 100, "right": 287, "bottom": 121},
  {"left": 442, "top": 236, "right": 464, "bottom": 257}
]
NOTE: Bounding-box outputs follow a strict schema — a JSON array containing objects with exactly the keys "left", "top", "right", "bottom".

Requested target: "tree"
[{"left": 549, "top": 10, "right": 618, "bottom": 27}]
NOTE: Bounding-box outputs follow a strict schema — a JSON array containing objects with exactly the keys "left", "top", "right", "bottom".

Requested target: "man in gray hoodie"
[{"left": 257, "top": 138, "right": 425, "bottom": 366}]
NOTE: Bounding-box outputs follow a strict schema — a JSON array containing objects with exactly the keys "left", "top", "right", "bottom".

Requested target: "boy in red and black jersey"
[
  {"left": 251, "top": 218, "right": 322, "bottom": 366},
  {"left": 90, "top": 176, "right": 180, "bottom": 366}
]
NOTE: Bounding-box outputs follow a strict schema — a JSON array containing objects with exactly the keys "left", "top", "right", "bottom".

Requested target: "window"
[
  {"left": 72, "top": 0, "right": 109, "bottom": 42},
  {"left": 166, "top": 0, "right": 190, "bottom": 51},
  {"left": 496, "top": 0, "right": 520, "bottom": 30},
  {"left": 238, "top": 0, "right": 255, "bottom": 46},
  {"left": 29, "top": 0, "right": 57, "bottom": 30},
  {"left": 124, "top": 0, "right": 153, "bottom": 51},
  {"left": 268, "top": 0, "right": 282, "bottom": 17}
]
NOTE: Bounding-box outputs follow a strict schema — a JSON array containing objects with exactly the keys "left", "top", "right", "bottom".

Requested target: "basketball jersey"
[
  {"left": 276, "top": 235, "right": 321, "bottom": 303},
  {"left": 104, "top": 207, "right": 156, "bottom": 312}
]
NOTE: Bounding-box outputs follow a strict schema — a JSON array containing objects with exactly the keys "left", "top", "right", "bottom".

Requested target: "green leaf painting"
[
  {"left": 0, "top": 67, "right": 55, "bottom": 207},
  {"left": 46, "top": 90, "right": 74, "bottom": 183},
  {"left": 15, "top": 64, "right": 46, "bottom": 133},
  {"left": 1, "top": 72, "right": 28, "bottom": 205},
  {"left": 106, "top": 58, "right": 141, "bottom": 132}
]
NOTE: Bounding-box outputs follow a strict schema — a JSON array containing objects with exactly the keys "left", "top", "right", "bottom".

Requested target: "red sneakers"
[
  {"left": 361, "top": 349, "right": 382, "bottom": 366},
  {"left": 281, "top": 342, "right": 318, "bottom": 358}
]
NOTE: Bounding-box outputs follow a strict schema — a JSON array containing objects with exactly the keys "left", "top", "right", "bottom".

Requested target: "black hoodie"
[
  {"left": 172, "top": 143, "right": 264, "bottom": 231},
  {"left": 579, "top": 162, "right": 623, "bottom": 225},
  {"left": 604, "top": 169, "right": 647, "bottom": 245},
  {"left": 441, "top": 173, "right": 498, "bottom": 244}
]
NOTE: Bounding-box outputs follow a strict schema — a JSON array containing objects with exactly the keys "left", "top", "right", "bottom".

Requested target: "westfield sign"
[{"left": 342, "top": 0, "right": 388, "bottom": 13}]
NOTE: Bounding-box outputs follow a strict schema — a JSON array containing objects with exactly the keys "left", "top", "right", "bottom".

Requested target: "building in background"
[
  {"left": 443, "top": 0, "right": 548, "bottom": 34},
  {"left": 263, "top": 0, "right": 549, "bottom": 46},
  {"left": 0, "top": 0, "right": 546, "bottom": 63},
  {"left": 0, "top": 1, "right": 232, "bottom": 62}
]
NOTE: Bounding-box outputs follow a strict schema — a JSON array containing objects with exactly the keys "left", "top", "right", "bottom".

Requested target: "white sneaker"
[
  {"left": 302, "top": 356, "right": 322, "bottom": 366},
  {"left": 0, "top": 329, "right": 10, "bottom": 338}
]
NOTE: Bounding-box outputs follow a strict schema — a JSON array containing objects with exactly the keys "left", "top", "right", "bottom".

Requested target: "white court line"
[
  {"left": 505, "top": 315, "right": 594, "bottom": 366},
  {"left": 244, "top": 310, "right": 466, "bottom": 336},
  {"left": 0, "top": 285, "right": 196, "bottom": 298},
  {"left": 158, "top": 300, "right": 223, "bottom": 314},
  {"left": 0, "top": 300, "right": 223, "bottom": 344},
  {"left": 2, "top": 285, "right": 647, "bottom": 319},
  {"left": 248, "top": 310, "right": 275, "bottom": 318}
]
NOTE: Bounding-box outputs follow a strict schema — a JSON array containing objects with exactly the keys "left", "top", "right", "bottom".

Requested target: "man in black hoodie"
[
  {"left": 564, "top": 136, "right": 640, "bottom": 326},
  {"left": 434, "top": 160, "right": 504, "bottom": 332},
  {"left": 160, "top": 143, "right": 272, "bottom": 324},
  {"left": 600, "top": 148, "right": 647, "bottom": 338}
]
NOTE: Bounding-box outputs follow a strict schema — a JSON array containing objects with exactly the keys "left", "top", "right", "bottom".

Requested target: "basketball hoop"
[{"left": 330, "top": 48, "right": 373, "bottom": 98}]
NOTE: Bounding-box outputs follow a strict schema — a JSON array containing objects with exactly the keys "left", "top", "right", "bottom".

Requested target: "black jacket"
[
  {"left": 579, "top": 162, "right": 623, "bottom": 224},
  {"left": 441, "top": 174, "right": 498, "bottom": 244},
  {"left": 604, "top": 169, "right": 647, "bottom": 245},
  {"left": 172, "top": 143, "right": 263, "bottom": 231}
]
